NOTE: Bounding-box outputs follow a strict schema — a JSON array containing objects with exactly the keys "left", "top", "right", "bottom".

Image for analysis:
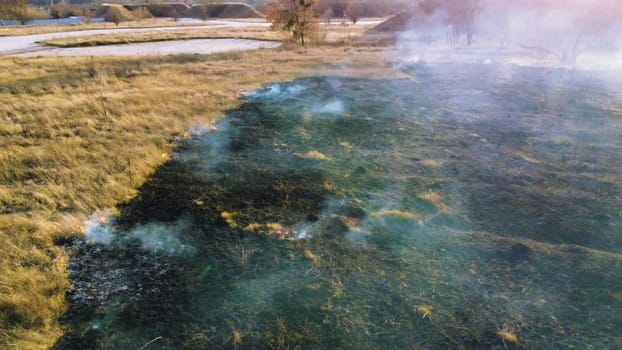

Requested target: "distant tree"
[
  {"left": 110, "top": 12, "right": 121, "bottom": 26},
  {"left": 445, "top": 0, "right": 481, "bottom": 45},
  {"left": 199, "top": 5, "right": 208, "bottom": 21},
  {"left": 169, "top": 8, "right": 179, "bottom": 22},
  {"left": 0, "top": 0, "right": 29, "bottom": 24},
  {"left": 505, "top": 0, "right": 622, "bottom": 67},
  {"left": 329, "top": 0, "right": 346, "bottom": 18},
  {"left": 254, "top": 0, "right": 267, "bottom": 12},
  {"left": 266, "top": 0, "right": 320, "bottom": 46},
  {"left": 418, "top": 0, "right": 440, "bottom": 15},
  {"left": 405, "top": 0, "right": 444, "bottom": 45},
  {"left": 50, "top": 2, "right": 71, "bottom": 19},
  {"left": 322, "top": 7, "right": 332, "bottom": 25},
  {"left": 344, "top": 2, "right": 360, "bottom": 24},
  {"left": 555, "top": 0, "right": 622, "bottom": 67},
  {"left": 0, "top": 1, "right": 8, "bottom": 23},
  {"left": 80, "top": 5, "right": 93, "bottom": 24}
]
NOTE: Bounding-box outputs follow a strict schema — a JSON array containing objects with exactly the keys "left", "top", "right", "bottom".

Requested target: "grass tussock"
[
  {"left": 0, "top": 42, "right": 394, "bottom": 349},
  {"left": 295, "top": 150, "right": 331, "bottom": 161},
  {"left": 243, "top": 222, "right": 289, "bottom": 239},
  {"left": 417, "top": 190, "right": 451, "bottom": 214},
  {"left": 512, "top": 150, "right": 542, "bottom": 164},
  {"left": 419, "top": 159, "right": 441, "bottom": 168},
  {"left": 373, "top": 209, "right": 421, "bottom": 220},
  {"left": 303, "top": 248, "right": 320, "bottom": 265}
]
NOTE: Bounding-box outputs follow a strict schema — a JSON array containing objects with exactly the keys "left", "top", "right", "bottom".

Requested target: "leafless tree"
[
  {"left": 445, "top": 0, "right": 481, "bottom": 45},
  {"left": 169, "top": 8, "right": 180, "bottom": 22},
  {"left": 266, "top": 0, "right": 320, "bottom": 46},
  {"left": 344, "top": 2, "right": 361, "bottom": 24}
]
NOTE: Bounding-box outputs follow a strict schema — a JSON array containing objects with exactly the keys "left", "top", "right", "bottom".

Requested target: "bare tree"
[
  {"left": 557, "top": 32, "right": 587, "bottom": 67},
  {"left": 80, "top": 5, "right": 93, "bottom": 24},
  {"left": 564, "top": 0, "right": 622, "bottom": 67},
  {"left": 199, "top": 5, "right": 208, "bottom": 21},
  {"left": 445, "top": 0, "right": 481, "bottom": 46},
  {"left": 344, "top": 2, "right": 361, "bottom": 24},
  {"left": 266, "top": 0, "right": 320, "bottom": 46},
  {"left": 169, "top": 8, "right": 180, "bottom": 22}
]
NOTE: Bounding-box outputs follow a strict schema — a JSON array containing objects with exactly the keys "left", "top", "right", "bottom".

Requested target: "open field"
[
  {"left": 2, "top": 12, "right": 622, "bottom": 349},
  {"left": 0, "top": 37, "right": 397, "bottom": 349}
]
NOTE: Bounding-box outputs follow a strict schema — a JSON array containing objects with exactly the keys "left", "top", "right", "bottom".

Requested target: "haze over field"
[{"left": 394, "top": 0, "right": 622, "bottom": 70}]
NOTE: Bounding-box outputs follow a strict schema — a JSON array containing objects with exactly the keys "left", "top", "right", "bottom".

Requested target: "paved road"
[
  {"left": 17, "top": 38, "right": 280, "bottom": 57},
  {"left": 0, "top": 20, "right": 271, "bottom": 55}
]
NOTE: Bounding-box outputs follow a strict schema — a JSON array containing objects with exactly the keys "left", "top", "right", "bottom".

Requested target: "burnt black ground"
[{"left": 55, "top": 64, "right": 622, "bottom": 349}]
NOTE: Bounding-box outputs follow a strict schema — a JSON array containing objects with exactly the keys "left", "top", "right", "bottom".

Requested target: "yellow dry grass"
[
  {"left": 221, "top": 211, "right": 239, "bottom": 228},
  {"left": 497, "top": 329, "right": 519, "bottom": 344},
  {"left": 513, "top": 151, "right": 542, "bottom": 164},
  {"left": 0, "top": 38, "right": 398, "bottom": 349},
  {"left": 416, "top": 304, "right": 433, "bottom": 318},
  {"left": 417, "top": 190, "right": 451, "bottom": 214},
  {"left": 373, "top": 209, "right": 421, "bottom": 220},
  {"left": 41, "top": 27, "right": 285, "bottom": 48},
  {"left": 420, "top": 159, "right": 441, "bottom": 168},
  {"left": 303, "top": 248, "right": 320, "bottom": 265},
  {"left": 295, "top": 150, "right": 331, "bottom": 161},
  {"left": 243, "top": 222, "right": 289, "bottom": 239}
]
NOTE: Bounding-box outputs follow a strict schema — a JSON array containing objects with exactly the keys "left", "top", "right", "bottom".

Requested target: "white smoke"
[
  {"left": 82, "top": 213, "right": 196, "bottom": 256},
  {"left": 130, "top": 221, "right": 197, "bottom": 256},
  {"left": 246, "top": 83, "right": 309, "bottom": 99},
  {"left": 394, "top": 0, "right": 622, "bottom": 71},
  {"left": 83, "top": 211, "right": 115, "bottom": 245},
  {"left": 312, "top": 99, "right": 345, "bottom": 114}
]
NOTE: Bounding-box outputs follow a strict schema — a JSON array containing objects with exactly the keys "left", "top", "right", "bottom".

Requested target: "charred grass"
[
  {"left": 53, "top": 74, "right": 622, "bottom": 349},
  {"left": 0, "top": 45, "right": 393, "bottom": 349}
]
